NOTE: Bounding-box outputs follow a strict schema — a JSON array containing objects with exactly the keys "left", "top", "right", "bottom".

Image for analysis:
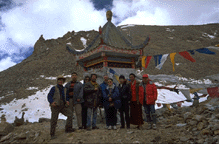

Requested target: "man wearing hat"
[
  {"left": 47, "top": 75, "right": 74, "bottom": 139},
  {"left": 139, "top": 74, "right": 158, "bottom": 129}
]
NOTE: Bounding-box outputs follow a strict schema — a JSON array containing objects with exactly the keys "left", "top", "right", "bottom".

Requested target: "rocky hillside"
[
  {"left": 0, "top": 98, "right": 218, "bottom": 143},
  {"left": 0, "top": 23, "right": 219, "bottom": 105}
]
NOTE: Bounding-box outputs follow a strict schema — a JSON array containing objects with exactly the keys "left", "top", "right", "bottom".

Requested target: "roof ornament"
[{"left": 106, "top": 10, "right": 112, "bottom": 21}]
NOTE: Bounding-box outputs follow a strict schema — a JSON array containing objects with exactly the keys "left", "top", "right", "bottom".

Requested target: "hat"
[
  {"left": 142, "top": 74, "right": 148, "bottom": 78},
  {"left": 57, "top": 75, "right": 66, "bottom": 82},
  {"left": 119, "top": 75, "right": 125, "bottom": 79}
]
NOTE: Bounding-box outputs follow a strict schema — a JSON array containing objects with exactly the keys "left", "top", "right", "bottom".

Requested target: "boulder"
[
  {"left": 0, "top": 122, "right": 14, "bottom": 136},
  {"left": 14, "top": 133, "right": 26, "bottom": 140},
  {"left": 212, "top": 124, "right": 219, "bottom": 131},
  {"left": 193, "top": 115, "right": 204, "bottom": 122},
  {"left": 201, "top": 129, "right": 210, "bottom": 135},
  {"left": 214, "top": 130, "right": 219, "bottom": 135},
  {"left": 197, "top": 122, "right": 204, "bottom": 130},
  {"left": 38, "top": 118, "right": 50, "bottom": 123},
  {"left": 188, "top": 120, "right": 198, "bottom": 126},
  {"left": 184, "top": 112, "right": 193, "bottom": 121}
]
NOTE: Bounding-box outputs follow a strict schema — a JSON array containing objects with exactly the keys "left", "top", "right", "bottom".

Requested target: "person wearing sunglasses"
[{"left": 102, "top": 78, "right": 121, "bottom": 130}]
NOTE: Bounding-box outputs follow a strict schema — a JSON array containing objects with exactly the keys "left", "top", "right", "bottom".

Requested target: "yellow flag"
[
  {"left": 190, "top": 88, "right": 203, "bottom": 93},
  {"left": 170, "top": 53, "right": 176, "bottom": 72},
  {"left": 141, "top": 56, "right": 146, "bottom": 68},
  {"left": 114, "top": 74, "right": 120, "bottom": 82}
]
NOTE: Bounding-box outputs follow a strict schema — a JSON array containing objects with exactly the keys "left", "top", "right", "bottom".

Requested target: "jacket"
[
  {"left": 47, "top": 84, "right": 69, "bottom": 106},
  {"left": 65, "top": 81, "right": 84, "bottom": 105},
  {"left": 118, "top": 82, "right": 132, "bottom": 102},
  {"left": 102, "top": 84, "right": 121, "bottom": 109},
  {"left": 83, "top": 81, "right": 102, "bottom": 108},
  {"left": 139, "top": 80, "right": 158, "bottom": 105},
  {"left": 130, "top": 80, "right": 140, "bottom": 103}
]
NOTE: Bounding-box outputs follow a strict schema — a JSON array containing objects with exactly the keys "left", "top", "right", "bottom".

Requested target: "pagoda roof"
[{"left": 67, "top": 13, "right": 150, "bottom": 55}]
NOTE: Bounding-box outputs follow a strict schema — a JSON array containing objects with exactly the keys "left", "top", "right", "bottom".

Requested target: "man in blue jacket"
[
  {"left": 65, "top": 72, "right": 84, "bottom": 129},
  {"left": 100, "top": 74, "right": 110, "bottom": 128},
  {"left": 47, "top": 75, "right": 74, "bottom": 140}
]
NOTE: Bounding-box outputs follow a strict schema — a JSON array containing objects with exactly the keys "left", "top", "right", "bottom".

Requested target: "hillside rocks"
[
  {"left": 0, "top": 98, "right": 218, "bottom": 143},
  {"left": 0, "top": 122, "right": 14, "bottom": 136}
]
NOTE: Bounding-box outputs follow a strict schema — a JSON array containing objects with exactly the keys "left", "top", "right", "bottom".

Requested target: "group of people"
[{"left": 47, "top": 72, "right": 158, "bottom": 139}]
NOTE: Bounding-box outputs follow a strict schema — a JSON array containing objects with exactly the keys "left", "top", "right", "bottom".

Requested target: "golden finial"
[{"left": 106, "top": 10, "right": 113, "bottom": 21}]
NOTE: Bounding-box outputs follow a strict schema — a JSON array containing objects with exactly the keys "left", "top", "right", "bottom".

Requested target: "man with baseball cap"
[
  {"left": 47, "top": 75, "right": 74, "bottom": 139},
  {"left": 139, "top": 74, "right": 158, "bottom": 129}
]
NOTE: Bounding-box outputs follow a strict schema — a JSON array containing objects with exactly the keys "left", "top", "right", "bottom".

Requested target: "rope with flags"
[{"left": 141, "top": 46, "right": 218, "bottom": 71}]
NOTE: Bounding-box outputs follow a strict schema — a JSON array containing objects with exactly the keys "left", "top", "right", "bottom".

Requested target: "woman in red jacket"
[{"left": 139, "top": 74, "right": 158, "bottom": 130}]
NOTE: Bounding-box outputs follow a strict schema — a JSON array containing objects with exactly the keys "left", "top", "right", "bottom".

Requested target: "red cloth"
[
  {"left": 145, "top": 56, "right": 152, "bottom": 69},
  {"left": 179, "top": 51, "right": 196, "bottom": 62},
  {"left": 157, "top": 103, "right": 161, "bottom": 107},
  {"left": 207, "top": 87, "right": 219, "bottom": 98},
  {"left": 139, "top": 80, "right": 158, "bottom": 105},
  {"left": 131, "top": 80, "right": 137, "bottom": 101}
]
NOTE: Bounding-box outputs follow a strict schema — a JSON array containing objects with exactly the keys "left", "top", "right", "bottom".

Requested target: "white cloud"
[{"left": 0, "top": 57, "right": 16, "bottom": 72}]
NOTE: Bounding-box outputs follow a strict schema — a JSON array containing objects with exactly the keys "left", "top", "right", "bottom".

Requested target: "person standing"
[
  {"left": 81, "top": 76, "right": 90, "bottom": 129},
  {"left": 65, "top": 72, "right": 84, "bottom": 129},
  {"left": 118, "top": 75, "right": 131, "bottom": 129},
  {"left": 139, "top": 74, "right": 158, "bottom": 129},
  {"left": 102, "top": 78, "right": 121, "bottom": 130},
  {"left": 129, "top": 73, "right": 144, "bottom": 129},
  {"left": 47, "top": 75, "right": 74, "bottom": 140},
  {"left": 84, "top": 74, "right": 102, "bottom": 130},
  {"left": 100, "top": 74, "right": 110, "bottom": 128}
]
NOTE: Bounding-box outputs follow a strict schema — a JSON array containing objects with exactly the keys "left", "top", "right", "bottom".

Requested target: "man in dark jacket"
[
  {"left": 81, "top": 76, "right": 90, "bottom": 129},
  {"left": 47, "top": 75, "right": 74, "bottom": 140},
  {"left": 84, "top": 74, "right": 102, "bottom": 130},
  {"left": 118, "top": 75, "right": 132, "bottom": 129},
  {"left": 65, "top": 72, "right": 84, "bottom": 129}
]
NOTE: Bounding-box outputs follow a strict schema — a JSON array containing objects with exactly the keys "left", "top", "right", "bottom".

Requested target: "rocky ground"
[{"left": 0, "top": 98, "right": 219, "bottom": 143}]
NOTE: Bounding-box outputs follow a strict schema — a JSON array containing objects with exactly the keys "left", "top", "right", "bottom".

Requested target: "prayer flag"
[
  {"left": 141, "top": 56, "right": 146, "bottom": 68},
  {"left": 145, "top": 56, "right": 152, "bottom": 69},
  {"left": 154, "top": 55, "right": 162, "bottom": 66},
  {"left": 109, "top": 68, "right": 115, "bottom": 75},
  {"left": 170, "top": 53, "right": 176, "bottom": 71},
  {"left": 179, "top": 51, "right": 196, "bottom": 62},
  {"left": 156, "top": 54, "right": 169, "bottom": 70},
  {"left": 196, "top": 48, "right": 215, "bottom": 55}
]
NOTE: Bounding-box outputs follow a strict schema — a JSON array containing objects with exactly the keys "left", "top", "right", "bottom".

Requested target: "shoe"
[
  {"left": 147, "top": 123, "right": 152, "bottom": 129},
  {"left": 152, "top": 124, "right": 157, "bottom": 130},
  {"left": 120, "top": 126, "right": 125, "bottom": 129},
  {"left": 92, "top": 126, "right": 99, "bottom": 129},
  {"left": 108, "top": 126, "right": 112, "bottom": 130},
  {"left": 78, "top": 127, "right": 83, "bottom": 130},
  {"left": 113, "top": 126, "right": 117, "bottom": 130},
  {"left": 86, "top": 127, "right": 92, "bottom": 131},
  {"left": 50, "top": 135, "right": 57, "bottom": 140},
  {"left": 127, "top": 126, "right": 130, "bottom": 129},
  {"left": 65, "top": 128, "right": 75, "bottom": 133},
  {"left": 137, "top": 125, "right": 142, "bottom": 130}
]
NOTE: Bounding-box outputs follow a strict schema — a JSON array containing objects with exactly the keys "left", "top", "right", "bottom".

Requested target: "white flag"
[{"left": 156, "top": 54, "right": 169, "bottom": 70}]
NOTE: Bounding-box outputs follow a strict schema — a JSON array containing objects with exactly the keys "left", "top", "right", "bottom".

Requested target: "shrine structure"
[{"left": 66, "top": 11, "right": 150, "bottom": 72}]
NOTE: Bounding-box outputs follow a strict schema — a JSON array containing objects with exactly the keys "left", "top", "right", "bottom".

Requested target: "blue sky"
[{"left": 0, "top": 0, "right": 218, "bottom": 72}]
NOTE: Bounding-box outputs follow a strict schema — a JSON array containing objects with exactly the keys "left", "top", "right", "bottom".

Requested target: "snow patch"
[
  {"left": 66, "top": 42, "right": 72, "bottom": 46},
  {"left": 166, "top": 28, "right": 174, "bottom": 32},
  {"left": 80, "top": 37, "right": 87, "bottom": 48},
  {"left": 120, "top": 24, "right": 135, "bottom": 29},
  {"left": 45, "top": 77, "right": 56, "bottom": 80},
  {"left": 26, "top": 87, "right": 38, "bottom": 90},
  {"left": 202, "top": 33, "right": 216, "bottom": 39},
  {"left": 175, "top": 63, "right": 180, "bottom": 66},
  {"left": 0, "top": 85, "right": 67, "bottom": 123}
]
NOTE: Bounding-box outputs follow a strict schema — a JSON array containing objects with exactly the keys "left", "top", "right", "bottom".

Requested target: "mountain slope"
[{"left": 0, "top": 23, "right": 219, "bottom": 105}]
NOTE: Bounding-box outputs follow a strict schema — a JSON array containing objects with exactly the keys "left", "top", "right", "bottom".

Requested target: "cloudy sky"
[{"left": 0, "top": 0, "right": 218, "bottom": 72}]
